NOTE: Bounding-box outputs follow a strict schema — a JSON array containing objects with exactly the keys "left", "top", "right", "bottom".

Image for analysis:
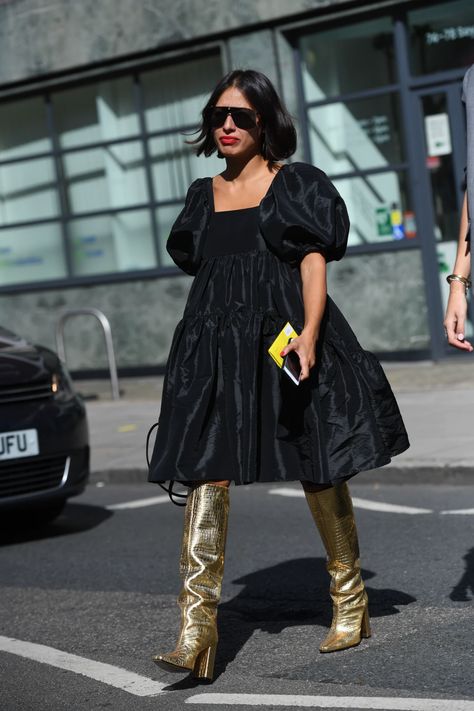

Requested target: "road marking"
[
  {"left": 185, "top": 693, "right": 474, "bottom": 709},
  {"left": 107, "top": 495, "right": 169, "bottom": 510},
  {"left": 0, "top": 636, "right": 165, "bottom": 697},
  {"left": 268, "top": 488, "right": 433, "bottom": 515},
  {"left": 350, "top": 498, "right": 432, "bottom": 515},
  {"left": 2, "top": 637, "right": 472, "bottom": 709},
  {"left": 105, "top": 490, "right": 469, "bottom": 516},
  {"left": 441, "top": 508, "right": 474, "bottom": 515}
]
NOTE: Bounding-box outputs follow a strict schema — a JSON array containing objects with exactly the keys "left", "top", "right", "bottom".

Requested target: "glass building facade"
[
  {"left": 0, "top": 0, "right": 473, "bottom": 370},
  {"left": 0, "top": 54, "right": 223, "bottom": 285}
]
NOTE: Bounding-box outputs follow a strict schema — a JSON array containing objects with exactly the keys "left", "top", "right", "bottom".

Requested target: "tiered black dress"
[{"left": 149, "top": 162, "right": 409, "bottom": 486}]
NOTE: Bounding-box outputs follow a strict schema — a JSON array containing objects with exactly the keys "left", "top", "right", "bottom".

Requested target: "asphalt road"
[{"left": 1, "top": 482, "right": 473, "bottom": 711}]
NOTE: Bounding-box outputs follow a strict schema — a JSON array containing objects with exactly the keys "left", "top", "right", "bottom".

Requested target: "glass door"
[{"left": 415, "top": 82, "right": 472, "bottom": 346}]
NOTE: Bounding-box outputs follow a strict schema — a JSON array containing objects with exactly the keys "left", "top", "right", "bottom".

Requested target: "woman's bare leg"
[{"left": 300, "top": 480, "right": 332, "bottom": 493}]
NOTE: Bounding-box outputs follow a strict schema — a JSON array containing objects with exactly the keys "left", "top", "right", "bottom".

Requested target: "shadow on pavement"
[
  {"left": 450, "top": 547, "right": 474, "bottom": 601},
  {"left": 161, "top": 674, "right": 213, "bottom": 693},
  {"left": 0, "top": 503, "right": 113, "bottom": 546},
  {"left": 215, "top": 557, "right": 416, "bottom": 679},
  {"left": 162, "top": 556, "right": 416, "bottom": 688}
]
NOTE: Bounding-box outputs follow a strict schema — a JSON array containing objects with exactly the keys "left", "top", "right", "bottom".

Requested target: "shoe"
[
  {"left": 153, "top": 483, "right": 229, "bottom": 679},
  {"left": 304, "top": 482, "right": 371, "bottom": 653}
]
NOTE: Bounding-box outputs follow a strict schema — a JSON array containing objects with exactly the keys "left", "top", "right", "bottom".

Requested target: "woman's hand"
[
  {"left": 443, "top": 192, "right": 472, "bottom": 352},
  {"left": 443, "top": 283, "right": 473, "bottom": 352},
  {"left": 289, "top": 251, "right": 326, "bottom": 381},
  {"left": 280, "top": 329, "right": 317, "bottom": 381}
]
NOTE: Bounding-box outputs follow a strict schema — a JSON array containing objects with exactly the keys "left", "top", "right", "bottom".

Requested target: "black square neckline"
[{"left": 208, "top": 164, "right": 287, "bottom": 214}]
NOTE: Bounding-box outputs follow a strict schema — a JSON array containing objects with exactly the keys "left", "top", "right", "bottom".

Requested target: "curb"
[{"left": 89, "top": 466, "right": 474, "bottom": 486}]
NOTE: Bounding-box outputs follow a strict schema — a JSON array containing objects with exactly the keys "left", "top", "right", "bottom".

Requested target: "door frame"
[{"left": 409, "top": 80, "right": 467, "bottom": 358}]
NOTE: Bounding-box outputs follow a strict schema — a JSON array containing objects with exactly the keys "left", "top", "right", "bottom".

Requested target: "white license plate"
[{"left": 0, "top": 429, "right": 39, "bottom": 461}]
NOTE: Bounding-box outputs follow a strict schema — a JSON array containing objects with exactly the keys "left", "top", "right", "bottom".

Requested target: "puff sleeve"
[
  {"left": 166, "top": 178, "right": 210, "bottom": 275},
  {"left": 260, "top": 162, "right": 349, "bottom": 265}
]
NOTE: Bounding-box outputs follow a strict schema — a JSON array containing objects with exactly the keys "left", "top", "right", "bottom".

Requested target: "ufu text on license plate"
[{"left": 0, "top": 429, "right": 39, "bottom": 460}]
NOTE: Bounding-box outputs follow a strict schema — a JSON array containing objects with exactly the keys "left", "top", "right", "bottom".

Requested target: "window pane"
[
  {"left": 53, "top": 78, "right": 138, "bottom": 148},
  {"left": 0, "top": 97, "right": 51, "bottom": 160},
  {"left": 421, "top": 93, "right": 459, "bottom": 243},
  {"left": 142, "top": 55, "right": 222, "bottom": 132},
  {"left": 0, "top": 223, "right": 66, "bottom": 285},
  {"left": 149, "top": 135, "right": 222, "bottom": 201},
  {"left": 69, "top": 210, "right": 155, "bottom": 276},
  {"left": 0, "top": 157, "right": 59, "bottom": 225},
  {"left": 333, "top": 171, "right": 415, "bottom": 246},
  {"left": 300, "top": 18, "right": 395, "bottom": 100},
  {"left": 308, "top": 94, "right": 403, "bottom": 175},
  {"left": 328, "top": 248, "right": 430, "bottom": 351},
  {"left": 63, "top": 142, "right": 148, "bottom": 213},
  {"left": 408, "top": 0, "right": 474, "bottom": 75}
]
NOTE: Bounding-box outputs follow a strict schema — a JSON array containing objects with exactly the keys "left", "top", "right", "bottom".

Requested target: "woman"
[
  {"left": 148, "top": 69, "right": 409, "bottom": 680},
  {"left": 443, "top": 191, "right": 472, "bottom": 351},
  {"left": 444, "top": 65, "right": 473, "bottom": 352}
]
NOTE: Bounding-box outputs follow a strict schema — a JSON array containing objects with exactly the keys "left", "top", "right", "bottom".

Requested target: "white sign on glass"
[{"left": 424, "top": 113, "right": 452, "bottom": 157}]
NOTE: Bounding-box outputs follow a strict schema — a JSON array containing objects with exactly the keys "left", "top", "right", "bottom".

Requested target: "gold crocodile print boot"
[
  {"left": 304, "top": 482, "right": 371, "bottom": 653},
  {"left": 153, "top": 483, "right": 229, "bottom": 679}
]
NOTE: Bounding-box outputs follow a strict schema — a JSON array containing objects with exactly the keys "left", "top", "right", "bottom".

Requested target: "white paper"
[{"left": 425, "top": 113, "right": 452, "bottom": 157}]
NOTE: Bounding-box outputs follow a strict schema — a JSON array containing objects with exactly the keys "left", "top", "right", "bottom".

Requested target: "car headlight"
[{"left": 51, "top": 364, "right": 75, "bottom": 401}]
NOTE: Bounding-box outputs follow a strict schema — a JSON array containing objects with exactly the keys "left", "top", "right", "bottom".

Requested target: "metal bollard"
[{"left": 55, "top": 308, "right": 120, "bottom": 400}]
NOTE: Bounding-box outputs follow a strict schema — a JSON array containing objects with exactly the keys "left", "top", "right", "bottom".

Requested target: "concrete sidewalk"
[{"left": 79, "top": 358, "right": 474, "bottom": 486}]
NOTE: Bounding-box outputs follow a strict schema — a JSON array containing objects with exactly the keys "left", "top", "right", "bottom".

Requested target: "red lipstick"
[{"left": 220, "top": 137, "right": 239, "bottom": 145}]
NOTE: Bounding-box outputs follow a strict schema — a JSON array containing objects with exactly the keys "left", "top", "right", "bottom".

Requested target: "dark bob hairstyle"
[{"left": 188, "top": 69, "right": 297, "bottom": 162}]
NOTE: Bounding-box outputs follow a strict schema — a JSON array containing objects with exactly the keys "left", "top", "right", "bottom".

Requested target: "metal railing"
[{"left": 55, "top": 308, "right": 120, "bottom": 400}]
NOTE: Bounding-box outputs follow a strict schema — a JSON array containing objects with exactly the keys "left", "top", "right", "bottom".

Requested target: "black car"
[{"left": 0, "top": 327, "right": 89, "bottom": 524}]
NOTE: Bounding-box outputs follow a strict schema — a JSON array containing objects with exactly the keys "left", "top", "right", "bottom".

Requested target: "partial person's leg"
[
  {"left": 300, "top": 480, "right": 370, "bottom": 652},
  {"left": 153, "top": 480, "right": 230, "bottom": 679},
  {"left": 300, "top": 481, "right": 332, "bottom": 493}
]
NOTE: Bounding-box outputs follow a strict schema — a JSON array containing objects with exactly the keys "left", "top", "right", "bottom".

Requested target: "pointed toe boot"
[
  {"left": 304, "top": 482, "right": 371, "bottom": 653},
  {"left": 153, "top": 483, "right": 229, "bottom": 680}
]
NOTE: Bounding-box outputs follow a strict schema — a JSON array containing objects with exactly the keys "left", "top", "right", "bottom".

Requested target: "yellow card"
[{"left": 268, "top": 322, "right": 299, "bottom": 368}]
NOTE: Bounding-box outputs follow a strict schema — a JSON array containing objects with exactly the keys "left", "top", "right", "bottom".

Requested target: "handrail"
[{"left": 55, "top": 308, "right": 120, "bottom": 400}]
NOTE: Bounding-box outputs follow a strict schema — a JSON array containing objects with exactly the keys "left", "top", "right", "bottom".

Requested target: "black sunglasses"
[{"left": 206, "top": 106, "right": 258, "bottom": 130}]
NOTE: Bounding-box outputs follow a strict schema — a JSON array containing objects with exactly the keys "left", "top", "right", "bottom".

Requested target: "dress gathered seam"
[
  {"left": 182, "top": 307, "right": 281, "bottom": 320},
  {"left": 200, "top": 247, "right": 269, "bottom": 262}
]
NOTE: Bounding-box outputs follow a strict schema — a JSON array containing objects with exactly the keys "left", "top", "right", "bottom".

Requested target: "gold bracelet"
[{"left": 446, "top": 274, "right": 472, "bottom": 290}]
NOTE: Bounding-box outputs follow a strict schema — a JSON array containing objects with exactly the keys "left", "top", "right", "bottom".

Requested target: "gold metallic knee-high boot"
[
  {"left": 153, "top": 483, "right": 229, "bottom": 680},
  {"left": 304, "top": 482, "right": 371, "bottom": 653}
]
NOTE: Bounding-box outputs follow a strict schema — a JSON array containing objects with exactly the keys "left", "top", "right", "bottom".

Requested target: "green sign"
[{"left": 376, "top": 206, "right": 391, "bottom": 237}]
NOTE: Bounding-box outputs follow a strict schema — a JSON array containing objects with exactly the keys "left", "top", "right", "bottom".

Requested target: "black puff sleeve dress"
[{"left": 148, "top": 162, "right": 409, "bottom": 486}]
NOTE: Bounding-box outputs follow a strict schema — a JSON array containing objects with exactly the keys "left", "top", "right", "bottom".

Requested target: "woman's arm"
[
  {"left": 280, "top": 252, "right": 327, "bottom": 381},
  {"left": 443, "top": 192, "right": 473, "bottom": 352}
]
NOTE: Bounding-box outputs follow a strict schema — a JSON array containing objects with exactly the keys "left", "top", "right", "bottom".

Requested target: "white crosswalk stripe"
[
  {"left": 106, "top": 494, "right": 169, "bottom": 510},
  {"left": 185, "top": 692, "right": 474, "bottom": 709},
  {"left": 0, "top": 636, "right": 165, "bottom": 697},
  {"left": 440, "top": 508, "right": 474, "bottom": 515},
  {"left": 268, "top": 488, "right": 433, "bottom": 514}
]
